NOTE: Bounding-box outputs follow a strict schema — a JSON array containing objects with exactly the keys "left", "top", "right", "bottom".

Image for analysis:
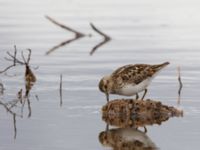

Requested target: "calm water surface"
[{"left": 0, "top": 0, "right": 200, "bottom": 149}]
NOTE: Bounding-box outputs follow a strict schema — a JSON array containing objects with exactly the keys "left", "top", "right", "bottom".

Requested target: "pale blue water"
[{"left": 0, "top": 0, "right": 200, "bottom": 149}]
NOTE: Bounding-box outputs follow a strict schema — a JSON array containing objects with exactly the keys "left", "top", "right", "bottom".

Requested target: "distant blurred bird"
[{"left": 99, "top": 62, "right": 169, "bottom": 102}]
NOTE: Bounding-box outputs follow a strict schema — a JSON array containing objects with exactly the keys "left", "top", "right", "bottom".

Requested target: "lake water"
[{"left": 0, "top": 0, "right": 200, "bottom": 149}]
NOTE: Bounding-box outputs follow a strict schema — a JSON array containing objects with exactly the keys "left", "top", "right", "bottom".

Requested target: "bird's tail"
[{"left": 152, "top": 62, "right": 170, "bottom": 71}]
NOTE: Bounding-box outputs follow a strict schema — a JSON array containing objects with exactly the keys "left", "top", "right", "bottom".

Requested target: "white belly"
[{"left": 118, "top": 78, "right": 152, "bottom": 96}]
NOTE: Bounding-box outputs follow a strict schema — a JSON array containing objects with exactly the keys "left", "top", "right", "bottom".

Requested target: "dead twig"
[
  {"left": 59, "top": 74, "right": 63, "bottom": 107},
  {"left": 5, "top": 49, "right": 24, "bottom": 65},
  {"left": 0, "top": 46, "right": 33, "bottom": 74},
  {"left": 177, "top": 66, "right": 183, "bottom": 105},
  {"left": 90, "top": 23, "right": 111, "bottom": 55},
  {"left": 45, "top": 16, "right": 85, "bottom": 37},
  {"left": 0, "top": 46, "right": 18, "bottom": 74},
  {"left": 45, "top": 37, "right": 80, "bottom": 55},
  {"left": 45, "top": 16, "right": 87, "bottom": 55}
]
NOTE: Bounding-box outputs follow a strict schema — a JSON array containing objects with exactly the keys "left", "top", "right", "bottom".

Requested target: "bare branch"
[
  {"left": 90, "top": 39, "right": 110, "bottom": 55},
  {"left": 90, "top": 23, "right": 111, "bottom": 55},
  {"left": 26, "top": 49, "right": 32, "bottom": 65},
  {"left": 0, "top": 46, "right": 27, "bottom": 74},
  {"left": 90, "top": 23, "right": 111, "bottom": 40},
  {"left": 0, "top": 65, "right": 15, "bottom": 74},
  {"left": 45, "top": 16, "right": 85, "bottom": 37},
  {"left": 7, "top": 51, "right": 24, "bottom": 64},
  {"left": 46, "top": 36, "right": 80, "bottom": 55},
  {"left": 45, "top": 16, "right": 88, "bottom": 55},
  {"left": 21, "top": 51, "right": 27, "bottom": 64}
]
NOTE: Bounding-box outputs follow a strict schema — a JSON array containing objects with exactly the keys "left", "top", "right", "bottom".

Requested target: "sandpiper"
[{"left": 99, "top": 62, "right": 169, "bottom": 102}]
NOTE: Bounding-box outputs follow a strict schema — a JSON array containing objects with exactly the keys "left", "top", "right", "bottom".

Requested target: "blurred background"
[{"left": 0, "top": 0, "right": 200, "bottom": 149}]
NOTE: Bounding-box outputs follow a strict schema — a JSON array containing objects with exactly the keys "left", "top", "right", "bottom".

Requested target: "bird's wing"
[{"left": 112, "top": 64, "right": 156, "bottom": 86}]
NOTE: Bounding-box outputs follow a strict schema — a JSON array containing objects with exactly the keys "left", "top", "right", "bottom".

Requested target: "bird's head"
[
  {"left": 98, "top": 75, "right": 112, "bottom": 94},
  {"left": 99, "top": 75, "right": 114, "bottom": 101}
]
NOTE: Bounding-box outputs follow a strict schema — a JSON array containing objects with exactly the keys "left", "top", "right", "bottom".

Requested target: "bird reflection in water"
[
  {"left": 102, "top": 99, "right": 183, "bottom": 129},
  {"left": 99, "top": 99, "right": 183, "bottom": 149},
  {"left": 99, "top": 128, "right": 157, "bottom": 150}
]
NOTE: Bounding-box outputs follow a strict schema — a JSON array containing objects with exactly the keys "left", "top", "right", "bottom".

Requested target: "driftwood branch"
[{"left": 90, "top": 23, "right": 111, "bottom": 55}]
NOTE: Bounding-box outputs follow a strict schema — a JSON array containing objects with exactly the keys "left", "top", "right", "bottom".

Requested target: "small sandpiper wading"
[{"left": 99, "top": 62, "right": 169, "bottom": 102}]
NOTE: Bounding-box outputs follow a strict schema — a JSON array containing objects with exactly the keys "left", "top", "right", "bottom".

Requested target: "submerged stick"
[
  {"left": 177, "top": 66, "right": 183, "bottom": 105},
  {"left": 13, "top": 114, "right": 17, "bottom": 139},
  {"left": 90, "top": 23, "right": 111, "bottom": 55},
  {"left": 59, "top": 74, "right": 63, "bottom": 107}
]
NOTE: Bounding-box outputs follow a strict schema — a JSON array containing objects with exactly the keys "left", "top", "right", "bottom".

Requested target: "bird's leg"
[
  {"left": 135, "top": 93, "right": 139, "bottom": 100},
  {"left": 144, "top": 126, "right": 147, "bottom": 133},
  {"left": 105, "top": 124, "right": 109, "bottom": 132},
  {"left": 141, "top": 89, "right": 147, "bottom": 100},
  {"left": 106, "top": 93, "right": 109, "bottom": 102}
]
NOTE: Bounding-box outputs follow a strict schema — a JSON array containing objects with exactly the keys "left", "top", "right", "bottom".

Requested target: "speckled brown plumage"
[
  {"left": 99, "top": 62, "right": 169, "bottom": 101},
  {"left": 111, "top": 62, "right": 169, "bottom": 89}
]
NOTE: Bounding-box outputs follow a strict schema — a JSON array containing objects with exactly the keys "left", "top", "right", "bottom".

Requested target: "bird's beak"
[{"left": 106, "top": 93, "right": 109, "bottom": 102}]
